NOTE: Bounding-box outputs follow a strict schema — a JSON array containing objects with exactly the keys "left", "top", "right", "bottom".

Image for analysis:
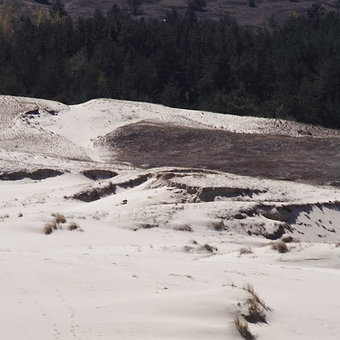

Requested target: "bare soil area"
[{"left": 102, "top": 122, "right": 340, "bottom": 186}]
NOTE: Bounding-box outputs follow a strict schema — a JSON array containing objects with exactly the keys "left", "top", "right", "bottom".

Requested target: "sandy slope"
[{"left": 0, "top": 95, "right": 339, "bottom": 340}]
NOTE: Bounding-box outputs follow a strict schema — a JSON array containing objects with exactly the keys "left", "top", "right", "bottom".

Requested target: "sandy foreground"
[{"left": 0, "top": 95, "right": 339, "bottom": 340}]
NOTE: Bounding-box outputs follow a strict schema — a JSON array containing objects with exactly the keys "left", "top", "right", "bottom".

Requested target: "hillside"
[
  {"left": 0, "top": 95, "right": 339, "bottom": 339},
  {"left": 1, "top": 0, "right": 339, "bottom": 24},
  {"left": 1, "top": 7, "right": 340, "bottom": 130}
]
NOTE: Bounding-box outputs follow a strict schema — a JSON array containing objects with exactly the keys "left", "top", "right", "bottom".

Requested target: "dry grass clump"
[
  {"left": 243, "top": 284, "right": 271, "bottom": 312},
  {"left": 174, "top": 225, "right": 193, "bottom": 232},
  {"left": 43, "top": 214, "right": 81, "bottom": 234},
  {"left": 202, "top": 243, "right": 218, "bottom": 253},
  {"left": 282, "top": 235, "right": 300, "bottom": 243},
  {"left": 43, "top": 224, "right": 53, "bottom": 235},
  {"left": 239, "top": 247, "right": 253, "bottom": 255},
  {"left": 43, "top": 219, "right": 58, "bottom": 234},
  {"left": 234, "top": 316, "right": 255, "bottom": 340},
  {"left": 210, "top": 221, "right": 224, "bottom": 231},
  {"left": 233, "top": 284, "right": 271, "bottom": 339},
  {"left": 52, "top": 213, "right": 66, "bottom": 224},
  {"left": 50, "top": 219, "right": 58, "bottom": 230},
  {"left": 271, "top": 241, "right": 289, "bottom": 253},
  {"left": 68, "top": 222, "right": 80, "bottom": 231},
  {"left": 184, "top": 241, "right": 218, "bottom": 254},
  {"left": 281, "top": 235, "right": 293, "bottom": 243},
  {"left": 244, "top": 296, "right": 267, "bottom": 323},
  {"left": 184, "top": 245, "right": 194, "bottom": 252}
]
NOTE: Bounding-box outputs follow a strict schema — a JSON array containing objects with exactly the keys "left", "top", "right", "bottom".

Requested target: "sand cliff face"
[{"left": 0, "top": 95, "right": 339, "bottom": 340}]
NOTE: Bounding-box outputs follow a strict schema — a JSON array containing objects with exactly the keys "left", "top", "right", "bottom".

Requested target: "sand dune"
[{"left": 0, "top": 95, "right": 339, "bottom": 340}]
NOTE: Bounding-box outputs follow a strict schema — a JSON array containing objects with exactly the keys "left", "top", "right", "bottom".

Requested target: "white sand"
[{"left": 0, "top": 95, "right": 339, "bottom": 340}]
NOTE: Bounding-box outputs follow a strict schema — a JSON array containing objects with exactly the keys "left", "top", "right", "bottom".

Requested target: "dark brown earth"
[
  {"left": 24, "top": 0, "right": 340, "bottom": 25},
  {"left": 101, "top": 122, "right": 340, "bottom": 186}
]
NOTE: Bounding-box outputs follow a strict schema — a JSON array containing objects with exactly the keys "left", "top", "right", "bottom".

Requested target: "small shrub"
[
  {"left": 43, "top": 224, "right": 53, "bottom": 235},
  {"left": 68, "top": 222, "right": 79, "bottom": 231},
  {"left": 234, "top": 316, "right": 255, "bottom": 340},
  {"left": 271, "top": 241, "right": 289, "bottom": 253},
  {"left": 239, "top": 247, "right": 253, "bottom": 255}
]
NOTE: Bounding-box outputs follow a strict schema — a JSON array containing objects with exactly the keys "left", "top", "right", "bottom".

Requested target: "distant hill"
[{"left": 6, "top": 0, "right": 340, "bottom": 25}]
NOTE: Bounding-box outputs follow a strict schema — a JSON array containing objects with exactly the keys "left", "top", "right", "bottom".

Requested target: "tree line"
[{"left": 0, "top": 3, "right": 339, "bottom": 128}]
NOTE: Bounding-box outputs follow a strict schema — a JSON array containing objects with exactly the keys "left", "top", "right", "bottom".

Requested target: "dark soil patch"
[
  {"left": 0, "top": 169, "right": 63, "bottom": 181},
  {"left": 102, "top": 122, "right": 340, "bottom": 186},
  {"left": 82, "top": 169, "right": 118, "bottom": 180}
]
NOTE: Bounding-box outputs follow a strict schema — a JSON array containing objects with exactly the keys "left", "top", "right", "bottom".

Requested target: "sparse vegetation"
[
  {"left": 243, "top": 284, "right": 271, "bottom": 311},
  {"left": 174, "top": 225, "right": 193, "bottom": 232},
  {"left": 234, "top": 316, "right": 255, "bottom": 340},
  {"left": 201, "top": 243, "right": 218, "bottom": 253},
  {"left": 184, "top": 241, "right": 218, "bottom": 253},
  {"left": 211, "top": 221, "right": 224, "bottom": 231},
  {"left": 184, "top": 245, "right": 194, "bottom": 252},
  {"left": 43, "top": 216, "right": 81, "bottom": 234},
  {"left": 244, "top": 296, "right": 267, "bottom": 323},
  {"left": 67, "top": 222, "right": 79, "bottom": 231},
  {"left": 271, "top": 241, "right": 289, "bottom": 253},
  {"left": 52, "top": 213, "right": 66, "bottom": 224},
  {"left": 282, "top": 235, "right": 300, "bottom": 243},
  {"left": 239, "top": 247, "right": 253, "bottom": 255},
  {"left": 281, "top": 235, "right": 294, "bottom": 243},
  {"left": 43, "top": 224, "right": 53, "bottom": 235},
  {"left": 49, "top": 219, "right": 58, "bottom": 230},
  {"left": 232, "top": 284, "right": 271, "bottom": 338}
]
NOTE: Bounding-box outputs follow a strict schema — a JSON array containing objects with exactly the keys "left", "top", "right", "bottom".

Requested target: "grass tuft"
[
  {"left": 243, "top": 284, "right": 271, "bottom": 311},
  {"left": 234, "top": 316, "right": 255, "bottom": 340},
  {"left": 202, "top": 243, "right": 218, "bottom": 253},
  {"left": 239, "top": 247, "right": 253, "bottom": 255},
  {"left": 68, "top": 222, "right": 79, "bottom": 231},
  {"left": 271, "top": 241, "right": 289, "bottom": 253},
  {"left": 174, "top": 225, "right": 193, "bottom": 232},
  {"left": 52, "top": 213, "right": 66, "bottom": 224},
  {"left": 43, "top": 224, "right": 53, "bottom": 235},
  {"left": 244, "top": 296, "right": 267, "bottom": 323}
]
